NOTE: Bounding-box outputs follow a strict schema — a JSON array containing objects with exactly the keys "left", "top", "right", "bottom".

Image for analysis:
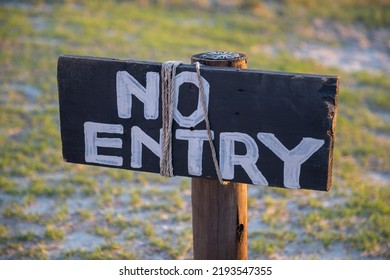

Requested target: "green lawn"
[{"left": 0, "top": 0, "right": 389, "bottom": 259}]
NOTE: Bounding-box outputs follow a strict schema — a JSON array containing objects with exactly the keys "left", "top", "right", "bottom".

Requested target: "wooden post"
[{"left": 191, "top": 51, "right": 248, "bottom": 260}]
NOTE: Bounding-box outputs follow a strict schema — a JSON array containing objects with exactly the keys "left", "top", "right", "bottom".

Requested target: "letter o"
[{"left": 173, "top": 71, "right": 210, "bottom": 128}]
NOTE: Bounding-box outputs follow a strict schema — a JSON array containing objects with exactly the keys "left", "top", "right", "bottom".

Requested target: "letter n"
[{"left": 116, "top": 71, "right": 159, "bottom": 119}]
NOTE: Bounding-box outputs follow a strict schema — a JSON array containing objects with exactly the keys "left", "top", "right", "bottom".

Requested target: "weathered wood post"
[{"left": 191, "top": 51, "right": 248, "bottom": 260}]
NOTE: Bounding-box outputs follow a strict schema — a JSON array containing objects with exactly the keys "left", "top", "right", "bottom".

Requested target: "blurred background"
[{"left": 0, "top": 0, "right": 389, "bottom": 259}]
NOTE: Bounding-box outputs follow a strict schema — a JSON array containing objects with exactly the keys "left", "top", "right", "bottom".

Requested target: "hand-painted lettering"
[
  {"left": 116, "top": 71, "right": 159, "bottom": 119},
  {"left": 220, "top": 132, "right": 268, "bottom": 185},
  {"left": 173, "top": 72, "right": 210, "bottom": 128},
  {"left": 131, "top": 126, "right": 162, "bottom": 168},
  {"left": 257, "top": 133, "right": 324, "bottom": 188},
  {"left": 84, "top": 121, "right": 123, "bottom": 166},
  {"left": 176, "top": 129, "right": 213, "bottom": 176}
]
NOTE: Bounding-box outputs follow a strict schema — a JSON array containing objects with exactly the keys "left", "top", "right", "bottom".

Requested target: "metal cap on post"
[
  {"left": 191, "top": 51, "right": 248, "bottom": 69},
  {"left": 191, "top": 51, "right": 248, "bottom": 260}
]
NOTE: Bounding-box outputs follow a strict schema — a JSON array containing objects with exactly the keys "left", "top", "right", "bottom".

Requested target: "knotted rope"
[
  {"left": 160, "top": 61, "right": 225, "bottom": 185},
  {"left": 160, "top": 61, "right": 182, "bottom": 177},
  {"left": 195, "top": 62, "right": 225, "bottom": 185}
]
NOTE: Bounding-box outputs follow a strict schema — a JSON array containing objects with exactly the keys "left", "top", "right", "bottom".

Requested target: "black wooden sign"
[{"left": 58, "top": 55, "right": 338, "bottom": 191}]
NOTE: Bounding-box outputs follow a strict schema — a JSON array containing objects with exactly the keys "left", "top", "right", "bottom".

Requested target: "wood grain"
[
  {"left": 191, "top": 178, "right": 247, "bottom": 259},
  {"left": 191, "top": 52, "right": 248, "bottom": 260}
]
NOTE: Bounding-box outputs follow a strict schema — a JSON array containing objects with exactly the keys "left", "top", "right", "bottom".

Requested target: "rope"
[
  {"left": 195, "top": 62, "right": 226, "bottom": 185},
  {"left": 160, "top": 60, "right": 226, "bottom": 185},
  {"left": 160, "top": 61, "right": 182, "bottom": 177}
]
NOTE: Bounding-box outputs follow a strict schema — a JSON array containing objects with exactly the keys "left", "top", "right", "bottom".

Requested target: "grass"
[
  {"left": 44, "top": 224, "right": 65, "bottom": 241},
  {"left": 63, "top": 242, "right": 137, "bottom": 260},
  {"left": 3, "top": 202, "right": 43, "bottom": 223},
  {"left": 76, "top": 209, "right": 94, "bottom": 221},
  {"left": 29, "top": 178, "right": 74, "bottom": 197},
  {"left": 262, "top": 195, "right": 289, "bottom": 225},
  {"left": 15, "top": 231, "right": 39, "bottom": 242},
  {"left": 282, "top": 0, "right": 390, "bottom": 27},
  {"left": 0, "top": 0, "right": 389, "bottom": 259},
  {"left": 0, "top": 225, "right": 8, "bottom": 241},
  {"left": 104, "top": 212, "right": 128, "bottom": 229},
  {"left": 93, "top": 226, "right": 116, "bottom": 239},
  {"left": 250, "top": 229, "right": 297, "bottom": 256},
  {"left": 16, "top": 243, "right": 48, "bottom": 260}
]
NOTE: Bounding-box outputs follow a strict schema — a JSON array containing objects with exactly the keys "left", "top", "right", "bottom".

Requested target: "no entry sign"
[{"left": 58, "top": 55, "right": 338, "bottom": 191}]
